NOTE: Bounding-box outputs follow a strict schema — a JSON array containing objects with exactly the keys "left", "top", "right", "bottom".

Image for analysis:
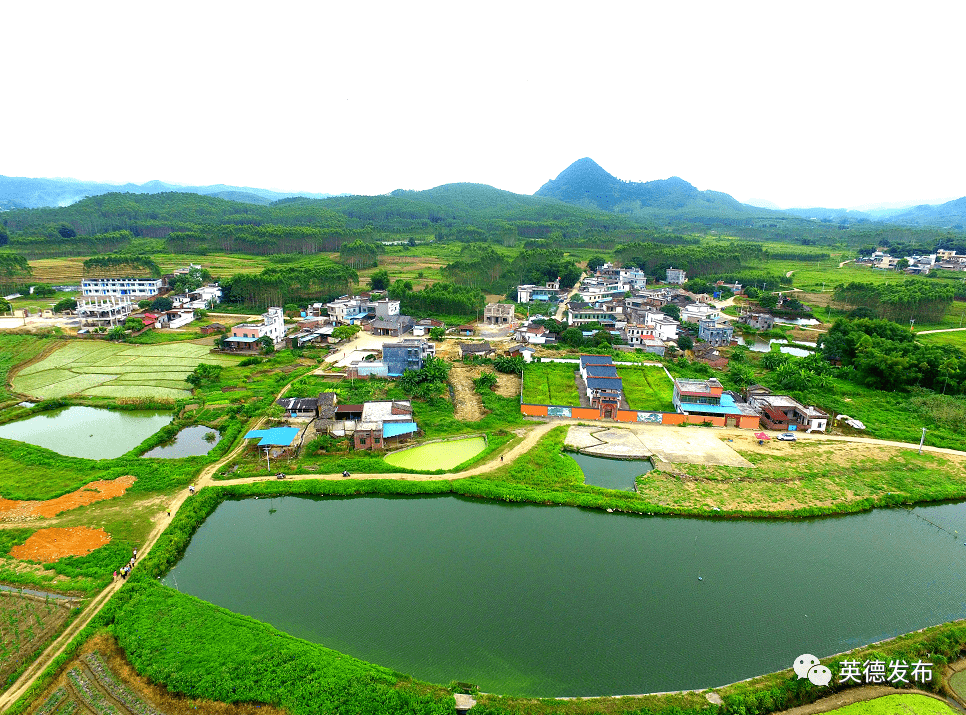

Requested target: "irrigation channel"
[
  {"left": 0, "top": 405, "right": 171, "bottom": 459},
  {"left": 163, "top": 495, "right": 966, "bottom": 698}
]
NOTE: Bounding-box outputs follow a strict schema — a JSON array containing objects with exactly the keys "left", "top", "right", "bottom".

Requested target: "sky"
[{"left": 5, "top": 1, "right": 965, "bottom": 210}]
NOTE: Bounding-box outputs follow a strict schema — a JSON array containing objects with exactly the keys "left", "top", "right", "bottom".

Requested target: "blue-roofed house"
[
  {"left": 579, "top": 354, "right": 613, "bottom": 380},
  {"left": 244, "top": 426, "right": 302, "bottom": 457},
  {"left": 354, "top": 400, "right": 418, "bottom": 450}
]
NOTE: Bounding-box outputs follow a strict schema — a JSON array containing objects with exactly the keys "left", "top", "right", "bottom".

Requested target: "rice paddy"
[{"left": 12, "top": 341, "right": 239, "bottom": 400}]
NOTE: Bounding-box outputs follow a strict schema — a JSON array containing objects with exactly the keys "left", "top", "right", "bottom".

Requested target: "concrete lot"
[{"left": 565, "top": 424, "right": 753, "bottom": 468}]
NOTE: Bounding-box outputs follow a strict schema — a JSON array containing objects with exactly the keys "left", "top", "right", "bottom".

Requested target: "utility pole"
[
  {"left": 263, "top": 446, "right": 271, "bottom": 472},
  {"left": 919, "top": 427, "right": 927, "bottom": 455}
]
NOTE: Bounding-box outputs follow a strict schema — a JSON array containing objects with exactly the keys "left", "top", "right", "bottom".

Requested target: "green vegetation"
[
  {"left": 521, "top": 362, "right": 582, "bottom": 406},
  {"left": 0, "top": 334, "right": 55, "bottom": 405},
  {"left": 834, "top": 280, "right": 955, "bottom": 323},
  {"left": 220, "top": 259, "right": 358, "bottom": 309},
  {"left": 616, "top": 365, "right": 674, "bottom": 411},
  {"left": 639, "top": 438, "right": 966, "bottom": 517},
  {"left": 12, "top": 341, "right": 239, "bottom": 401},
  {"left": 819, "top": 695, "right": 957, "bottom": 715}
]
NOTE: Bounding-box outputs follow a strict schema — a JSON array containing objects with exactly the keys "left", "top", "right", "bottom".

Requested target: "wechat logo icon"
[{"left": 794, "top": 654, "right": 832, "bottom": 686}]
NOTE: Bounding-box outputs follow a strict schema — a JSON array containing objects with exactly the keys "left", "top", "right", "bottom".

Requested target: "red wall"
[{"left": 520, "top": 403, "right": 757, "bottom": 430}]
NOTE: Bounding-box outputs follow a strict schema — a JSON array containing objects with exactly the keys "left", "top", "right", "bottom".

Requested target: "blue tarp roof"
[
  {"left": 679, "top": 393, "right": 743, "bottom": 415},
  {"left": 383, "top": 421, "right": 418, "bottom": 438},
  {"left": 226, "top": 336, "right": 259, "bottom": 343},
  {"left": 244, "top": 427, "right": 300, "bottom": 446}
]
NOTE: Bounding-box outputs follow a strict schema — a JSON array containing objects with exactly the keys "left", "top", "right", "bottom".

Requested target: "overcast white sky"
[{"left": 5, "top": 1, "right": 964, "bottom": 209}]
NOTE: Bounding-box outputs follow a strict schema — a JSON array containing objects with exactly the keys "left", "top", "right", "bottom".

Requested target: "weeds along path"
[
  {"left": 0, "top": 377, "right": 298, "bottom": 711},
  {"left": 210, "top": 421, "right": 557, "bottom": 486}
]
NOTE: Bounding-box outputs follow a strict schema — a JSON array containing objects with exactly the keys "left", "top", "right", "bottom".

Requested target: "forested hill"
[
  {"left": 535, "top": 157, "right": 788, "bottom": 225},
  {"left": 888, "top": 197, "right": 966, "bottom": 230},
  {"left": 0, "top": 175, "right": 334, "bottom": 209},
  {"left": 0, "top": 185, "right": 642, "bottom": 256}
]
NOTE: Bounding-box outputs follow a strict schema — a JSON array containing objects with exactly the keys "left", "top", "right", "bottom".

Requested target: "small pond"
[
  {"left": 773, "top": 317, "right": 821, "bottom": 326},
  {"left": 165, "top": 496, "right": 966, "bottom": 698},
  {"left": 0, "top": 405, "right": 171, "bottom": 460},
  {"left": 569, "top": 452, "right": 652, "bottom": 490},
  {"left": 736, "top": 337, "right": 816, "bottom": 357},
  {"left": 383, "top": 436, "right": 486, "bottom": 471},
  {"left": 141, "top": 425, "right": 221, "bottom": 459}
]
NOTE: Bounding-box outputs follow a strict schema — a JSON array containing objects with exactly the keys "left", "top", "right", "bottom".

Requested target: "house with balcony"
[
  {"left": 666, "top": 267, "right": 687, "bottom": 284},
  {"left": 484, "top": 303, "right": 515, "bottom": 325},
  {"left": 223, "top": 307, "right": 285, "bottom": 350},
  {"left": 382, "top": 339, "right": 435, "bottom": 376},
  {"left": 672, "top": 377, "right": 760, "bottom": 428},
  {"left": 746, "top": 390, "right": 829, "bottom": 432},
  {"left": 698, "top": 318, "right": 734, "bottom": 346},
  {"left": 81, "top": 277, "right": 162, "bottom": 298}
]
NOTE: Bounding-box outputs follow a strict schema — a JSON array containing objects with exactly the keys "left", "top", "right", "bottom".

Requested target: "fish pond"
[
  {"left": 141, "top": 425, "right": 221, "bottom": 458},
  {"left": 164, "top": 495, "right": 966, "bottom": 698},
  {"left": 382, "top": 436, "right": 486, "bottom": 471},
  {"left": 569, "top": 452, "right": 652, "bottom": 490},
  {"left": 0, "top": 405, "right": 171, "bottom": 459}
]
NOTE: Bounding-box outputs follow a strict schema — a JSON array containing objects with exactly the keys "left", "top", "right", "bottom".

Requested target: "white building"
[
  {"left": 666, "top": 267, "right": 687, "bottom": 284},
  {"left": 226, "top": 307, "right": 286, "bottom": 348},
  {"left": 81, "top": 277, "right": 162, "bottom": 298},
  {"left": 680, "top": 303, "right": 720, "bottom": 323},
  {"left": 76, "top": 296, "right": 134, "bottom": 327},
  {"left": 642, "top": 311, "right": 680, "bottom": 341}
]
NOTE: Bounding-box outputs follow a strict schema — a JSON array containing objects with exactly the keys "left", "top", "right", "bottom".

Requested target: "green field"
[
  {"left": 0, "top": 334, "right": 54, "bottom": 404},
  {"left": 521, "top": 362, "right": 582, "bottom": 406},
  {"left": 11, "top": 341, "right": 238, "bottom": 400},
  {"left": 917, "top": 328, "right": 966, "bottom": 349},
  {"left": 822, "top": 694, "right": 957, "bottom": 715},
  {"left": 616, "top": 365, "right": 675, "bottom": 411}
]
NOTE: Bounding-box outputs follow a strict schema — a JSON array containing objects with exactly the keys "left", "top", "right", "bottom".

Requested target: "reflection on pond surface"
[
  {"left": 569, "top": 452, "right": 652, "bottom": 490},
  {"left": 164, "top": 495, "right": 966, "bottom": 698},
  {"left": 0, "top": 406, "right": 171, "bottom": 459},
  {"left": 141, "top": 425, "right": 221, "bottom": 458}
]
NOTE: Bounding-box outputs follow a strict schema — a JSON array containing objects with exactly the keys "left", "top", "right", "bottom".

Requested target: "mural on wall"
[
  {"left": 637, "top": 412, "right": 662, "bottom": 423},
  {"left": 547, "top": 406, "right": 572, "bottom": 418}
]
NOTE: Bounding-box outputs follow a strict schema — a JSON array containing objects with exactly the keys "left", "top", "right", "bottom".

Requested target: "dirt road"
[{"left": 5, "top": 407, "right": 965, "bottom": 711}]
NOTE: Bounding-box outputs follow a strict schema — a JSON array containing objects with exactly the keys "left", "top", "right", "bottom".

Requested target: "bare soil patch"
[
  {"left": 0, "top": 476, "right": 136, "bottom": 522},
  {"left": 10, "top": 527, "right": 110, "bottom": 562},
  {"left": 449, "top": 364, "right": 485, "bottom": 422},
  {"left": 495, "top": 371, "right": 520, "bottom": 397},
  {"left": 0, "top": 591, "right": 74, "bottom": 689}
]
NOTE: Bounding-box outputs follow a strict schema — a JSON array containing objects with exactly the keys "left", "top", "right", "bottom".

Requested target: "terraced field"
[{"left": 11, "top": 342, "right": 238, "bottom": 400}]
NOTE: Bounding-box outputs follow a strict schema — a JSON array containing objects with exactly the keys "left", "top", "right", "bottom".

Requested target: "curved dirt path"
[
  {"left": 5, "top": 404, "right": 966, "bottom": 711},
  {"left": 918, "top": 327, "right": 966, "bottom": 335},
  {"left": 0, "top": 382, "right": 295, "bottom": 712}
]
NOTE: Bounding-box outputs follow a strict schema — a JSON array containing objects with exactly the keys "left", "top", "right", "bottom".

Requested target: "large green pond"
[
  {"left": 163, "top": 496, "right": 966, "bottom": 698},
  {"left": 382, "top": 436, "right": 485, "bottom": 470},
  {"left": 0, "top": 405, "right": 171, "bottom": 459}
]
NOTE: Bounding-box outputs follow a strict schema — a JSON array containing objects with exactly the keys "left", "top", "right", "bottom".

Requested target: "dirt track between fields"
[{"left": 5, "top": 383, "right": 966, "bottom": 711}]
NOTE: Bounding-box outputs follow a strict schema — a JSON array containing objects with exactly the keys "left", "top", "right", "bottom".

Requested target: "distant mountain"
[
  {"left": 888, "top": 197, "right": 966, "bottom": 229},
  {"left": 534, "top": 158, "right": 782, "bottom": 224},
  {"left": 0, "top": 175, "right": 335, "bottom": 209}
]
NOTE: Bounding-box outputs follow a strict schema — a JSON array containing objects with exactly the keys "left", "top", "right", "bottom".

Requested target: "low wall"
[{"left": 521, "top": 403, "right": 759, "bottom": 430}]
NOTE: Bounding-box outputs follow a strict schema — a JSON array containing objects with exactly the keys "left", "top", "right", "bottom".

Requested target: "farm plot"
[
  {"left": 0, "top": 592, "right": 74, "bottom": 690},
  {"left": 616, "top": 365, "right": 675, "bottom": 412},
  {"left": 521, "top": 362, "right": 582, "bottom": 406},
  {"left": 11, "top": 342, "right": 238, "bottom": 400}
]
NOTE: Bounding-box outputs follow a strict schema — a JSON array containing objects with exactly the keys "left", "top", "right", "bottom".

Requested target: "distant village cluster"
[
  {"left": 856, "top": 248, "right": 966, "bottom": 275},
  {"left": 23, "top": 258, "right": 836, "bottom": 447}
]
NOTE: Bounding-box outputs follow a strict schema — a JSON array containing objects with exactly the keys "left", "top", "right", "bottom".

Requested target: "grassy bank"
[{"left": 638, "top": 436, "right": 966, "bottom": 517}]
